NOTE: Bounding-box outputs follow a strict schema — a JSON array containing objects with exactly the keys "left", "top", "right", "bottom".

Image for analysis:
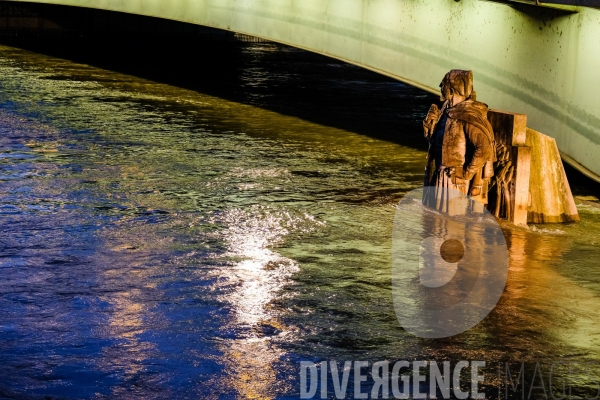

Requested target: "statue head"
[{"left": 439, "top": 70, "right": 474, "bottom": 104}]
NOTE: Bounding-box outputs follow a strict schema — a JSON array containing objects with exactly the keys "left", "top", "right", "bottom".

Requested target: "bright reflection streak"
[
  {"left": 223, "top": 207, "right": 300, "bottom": 326},
  {"left": 216, "top": 204, "right": 323, "bottom": 398}
]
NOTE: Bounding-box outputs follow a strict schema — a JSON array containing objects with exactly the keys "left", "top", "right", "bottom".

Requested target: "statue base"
[{"left": 486, "top": 110, "right": 579, "bottom": 226}]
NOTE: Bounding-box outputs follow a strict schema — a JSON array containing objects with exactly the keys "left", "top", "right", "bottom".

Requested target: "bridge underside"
[{"left": 4, "top": 0, "right": 600, "bottom": 181}]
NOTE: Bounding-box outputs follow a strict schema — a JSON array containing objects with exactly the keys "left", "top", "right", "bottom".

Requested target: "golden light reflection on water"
[
  {"left": 499, "top": 223, "right": 600, "bottom": 358},
  {"left": 223, "top": 337, "right": 287, "bottom": 400},
  {"left": 97, "top": 258, "right": 155, "bottom": 379},
  {"left": 91, "top": 223, "right": 174, "bottom": 396}
]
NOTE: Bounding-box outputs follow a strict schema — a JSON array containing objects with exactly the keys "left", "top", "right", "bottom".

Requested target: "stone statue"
[{"left": 422, "top": 70, "right": 495, "bottom": 213}]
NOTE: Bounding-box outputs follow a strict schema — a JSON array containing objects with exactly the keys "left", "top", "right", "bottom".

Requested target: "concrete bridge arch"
[{"left": 7, "top": 0, "right": 600, "bottom": 180}]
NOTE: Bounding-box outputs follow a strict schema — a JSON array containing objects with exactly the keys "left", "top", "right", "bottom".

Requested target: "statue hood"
[{"left": 441, "top": 69, "right": 474, "bottom": 99}]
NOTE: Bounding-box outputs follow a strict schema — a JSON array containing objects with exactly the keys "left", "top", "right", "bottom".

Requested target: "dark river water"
[{"left": 1, "top": 39, "right": 600, "bottom": 399}]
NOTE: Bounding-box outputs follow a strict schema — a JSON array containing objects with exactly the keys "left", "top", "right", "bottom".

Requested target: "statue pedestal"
[{"left": 486, "top": 110, "right": 578, "bottom": 225}]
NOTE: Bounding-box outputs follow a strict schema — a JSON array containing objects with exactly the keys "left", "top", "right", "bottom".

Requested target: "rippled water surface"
[{"left": 1, "top": 41, "right": 600, "bottom": 399}]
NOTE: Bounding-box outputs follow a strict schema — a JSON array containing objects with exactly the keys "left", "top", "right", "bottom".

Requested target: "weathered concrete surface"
[
  {"left": 7, "top": 0, "right": 600, "bottom": 181},
  {"left": 526, "top": 128, "right": 579, "bottom": 223}
]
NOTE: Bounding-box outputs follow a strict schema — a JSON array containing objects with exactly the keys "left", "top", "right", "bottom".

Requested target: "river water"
[{"left": 1, "top": 40, "right": 600, "bottom": 399}]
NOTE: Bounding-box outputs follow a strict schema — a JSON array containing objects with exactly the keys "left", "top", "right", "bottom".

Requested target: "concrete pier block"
[
  {"left": 486, "top": 110, "right": 578, "bottom": 225},
  {"left": 526, "top": 128, "right": 580, "bottom": 223}
]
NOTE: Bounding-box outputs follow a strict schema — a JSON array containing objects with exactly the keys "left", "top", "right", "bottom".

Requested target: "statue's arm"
[
  {"left": 463, "top": 123, "right": 493, "bottom": 180},
  {"left": 423, "top": 104, "right": 440, "bottom": 141}
]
